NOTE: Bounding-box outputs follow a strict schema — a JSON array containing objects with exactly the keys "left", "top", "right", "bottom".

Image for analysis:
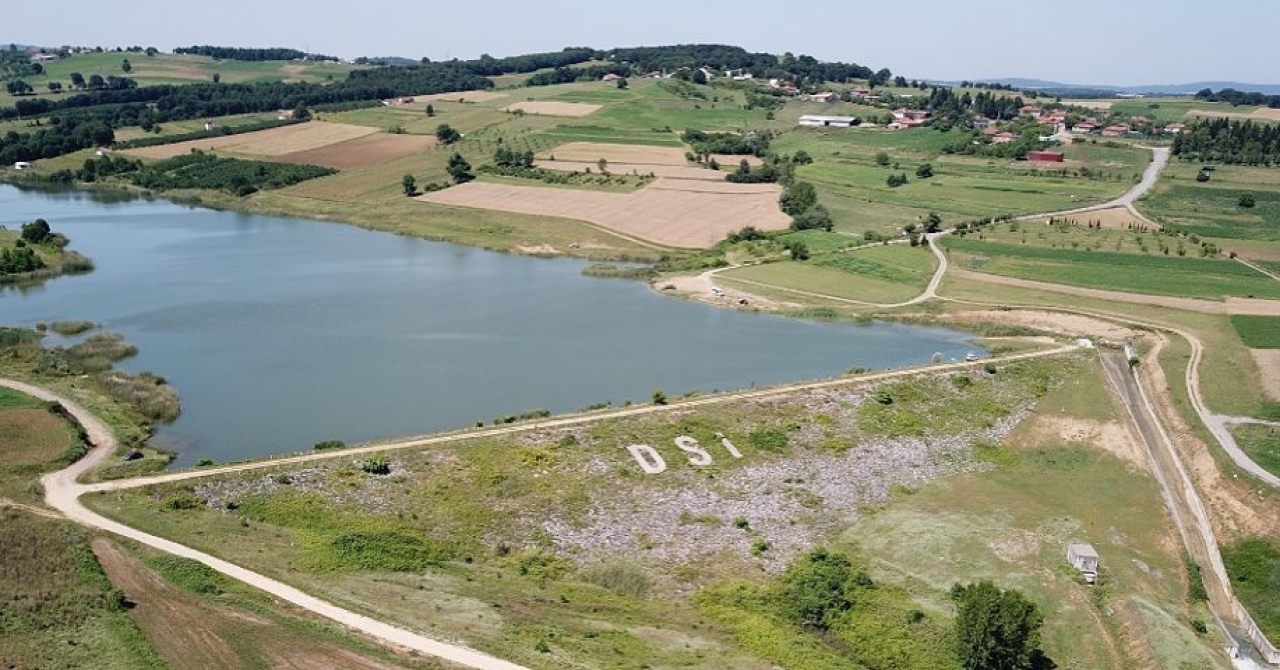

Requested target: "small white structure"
[
  {"left": 1067, "top": 543, "right": 1099, "bottom": 583},
  {"left": 13, "top": 161, "right": 32, "bottom": 170},
  {"left": 798, "top": 115, "right": 860, "bottom": 128}
]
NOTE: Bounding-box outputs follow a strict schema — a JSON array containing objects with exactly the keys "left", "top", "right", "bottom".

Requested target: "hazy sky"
[{"left": 6, "top": 0, "right": 1279, "bottom": 85}]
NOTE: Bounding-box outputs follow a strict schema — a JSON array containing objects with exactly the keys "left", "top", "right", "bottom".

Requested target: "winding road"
[{"left": 12, "top": 143, "right": 1280, "bottom": 668}]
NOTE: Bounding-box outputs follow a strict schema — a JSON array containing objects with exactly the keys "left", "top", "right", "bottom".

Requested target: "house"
[
  {"left": 1101, "top": 124, "right": 1130, "bottom": 137},
  {"left": 972, "top": 117, "right": 993, "bottom": 130},
  {"left": 1071, "top": 121, "right": 1099, "bottom": 134},
  {"left": 1028, "top": 150, "right": 1065, "bottom": 162},
  {"left": 1067, "top": 543, "right": 1099, "bottom": 584},
  {"left": 601, "top": 73, "right": 621, "bottom": 82},
  {"left": 992, "top": 131, "right": 1018, "bottom": 144},
  {"left": 1020, "top": 105, "right": 1042, "bottom": 119},
  {"left": 13, "top": 161, "right": 32, "bottom": 170},
  {"left": 799, "top": 115, "right": 860, "bottom": 128},
  {"left": 891, "top": 108, "right": 931, "bottom": 128},
  {"left": 849, "top": 88, "right": 872, "bottom": 98},
  {"left": 278, "top": 109, "right": 295, "bottom": 120},
  {"left": 1165, "top": 122, "right": 1187, "bottom": 134},
  {"left": 697, "top": 67, "right": 716, "bottom": 81},
  {"left": 203, "top": 120, "right": 218, "bottom": 131}
]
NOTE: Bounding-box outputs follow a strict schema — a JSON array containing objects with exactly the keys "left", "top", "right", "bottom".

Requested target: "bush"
[
  {"left": 313, "top": 439, "right": 346, "bottom": 451},
  {"left": 748, "top": 429, "right": 789, "bottom": 452},
  {"left": 581, "top": 561, "right": 652, "bottom": 597},
  {"left": 360, "top": 455, "right": 391, "bottom": 475},
  {"left": 325, "top": 531, "right": 450, "bottom": 571},
  {"left": 1239, "top": 193, "right": 1256, "bottom": 208}
]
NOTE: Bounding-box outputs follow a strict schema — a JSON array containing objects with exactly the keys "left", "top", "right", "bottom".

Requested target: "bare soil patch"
[
  {"left": 502, "top": 101, "right": 601, "bottom": 117},
  {"left": 276, "top": 133, "right": 438, "bottom": 169},
  {"left": 1251, "top": 349, "right": 1280, "bottom": 402},
  {"left": 92, "top": 539, "right": 406, "bottom": 670},
  {"left": 1038, "top": 206, "right": 1146, "bottom": 230},
  {"left": 418, "top": 90, "right": 507, "bottom": 103},
  {"left": 1076, "top": 101, "right": 1114, "bottom": 110},
  {"left": 949, "top": 309, "right": 1140, "bottom": 341},
  {"left": 1225, "top": 298, "right": 1280, "bottom": 316},
  {"left": 647, "top": 178, "right": 782, "bottom": 194},
  {"left": 418, "top": 179, "right": 789, "bottom": 248},
  {"left": 1022, "top": 416, "right": 1147, "bottom": 470},
  {"left": 122, "top": 122, "right": 379, "bottom": 160}
]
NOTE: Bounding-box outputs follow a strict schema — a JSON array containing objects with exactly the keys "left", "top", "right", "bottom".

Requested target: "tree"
[
  {"left": 21, "top": 218, "right": 52, "bottom": 244},
  {"left": 121, "top": 58, "right": 132, "bottom": 73},
  {"left": 88, "top": 74, "right": 105, "bottom": 89},
  {"left": 47, "top": 82, "right": 62, "bottom": 93},
  {"left": 779, "top": 181, "right": 818, "bottom": 216},
  {"left": 781, "top": 548, "right": 870, "bottom": 630},
  {"left": 886, "top": 173, "right": 909, "bottom": 187},
  {"left": 435, "top": 123, "right": 461, "bottom": 145},
  {"left": 924, "top": 211, "right": 943, "bottom": 233},
  {"left": 1195, "top": 171, "right": 1210, "bottom": 182},
  {"left": 790, "top": 204, "right": 833, "bottom": 232},
  {"left": 616, "top": 76, "right": 628, "bottom": 90},
  {"left": 292, "top": 105, "right": 311, "bottom": 121},
  {"left": 953, "top": 581, "right": 1049, "bottom": 670},
  {"left": 1239, "top": 193, "right": 1256, "bottom": 208},
  {"left": 425, "top": 103, "right": 435, "bottom": 117},
  {"left": 692, "top": 69, "right": 708, "bottom": 85},
  {"left": 875, "top": 151, "right": 891, "bottom": 167},
  {"left": 69, "top": 72, "right": 85, "bottom": 89},
  {"left": 5, "top": 80, "right": 32, "bottom": 96},
  {"left": 401, "top": 174, "right": 417, "bottom": 196},
  {"left": 597, "top": 157, "right": 609, "bottom": 174},
  {"left": 212, "top": 72, "right": 221, "bottom": 84},
  {"left": 916, "top": 163, "right": 934, "bottom": 179},
  {"left": 785, "top": 239, "right": 810, "bottom": 261},
  {"left": 446, "top": 152, "right": 473, "bottom": 184}
]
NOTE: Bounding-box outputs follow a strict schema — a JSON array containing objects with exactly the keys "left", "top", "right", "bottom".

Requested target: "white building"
[{"left": 1067, "top": 543, "right": 1099, "bottom": 584}]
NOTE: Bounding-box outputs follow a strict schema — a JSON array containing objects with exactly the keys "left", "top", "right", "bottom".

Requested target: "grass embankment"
[
  {"left": 1231, "top": 425, "right": 1280, "bottom": 480},
  {"left": 85, "top": 354, "right": 1220, "bottom": 668},
  {"left": 0, "top": 512, "right": 166, "bottom": 669},
  {"left": 1222, "top": 538, "right": 1280, "bottom": 642},
  {"left": 718, "top": 242, "right": 936, "bottom": 305},
  {"left": 0, "top": 327, "right": 178, "bottom": 479}
]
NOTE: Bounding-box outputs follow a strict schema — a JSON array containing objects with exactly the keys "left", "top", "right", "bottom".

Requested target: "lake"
[{"left": 0, "top": 184, "right": 980, "bottom": 466}]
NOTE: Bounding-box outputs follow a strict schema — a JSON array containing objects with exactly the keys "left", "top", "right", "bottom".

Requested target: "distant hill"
[{"left": 961, "top": 78, "right": 1280, "bottom": 96}]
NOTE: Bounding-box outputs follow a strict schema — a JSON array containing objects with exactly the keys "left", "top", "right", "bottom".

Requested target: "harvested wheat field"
[
  {"left": 418, "top": 179, "right": 789, "bottom": 248},
  {"left": 276, "top": 133, "right": 438, "bottom": 169},
  {"left": 418, "top": 90, "right": 508, "bottom": 103},
  {"left": 646, "top": 177, "right": 783, "bottom": 194},
  {"left": 1035, "top": 206, "right": 1145, "bottom": 230},
  {"left": 503, "top": 101, "right": 602, "bottom": 117},
  {"left": 538, "top": 142, "right": 763, "bottom": 168},
  {"left": 537, "top": 160, "right": 726, "bottom": 181},
  {"left": 122, "top": 122, "right": 379, "bottom": 159}
]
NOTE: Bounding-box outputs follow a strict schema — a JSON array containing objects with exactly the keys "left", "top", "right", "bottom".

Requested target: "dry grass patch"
[
  {"left": 417, "top": 90, "right": 508, "bottom": 103},
  {"left": 1225, "top": 298, "right": 1280, "bottom": 316},
  {"left": 1252, "top": 349, "right": 1280, "bottom": 401},
  {"left": 540, "top": 141, "right": 687, "bottom": 165},
  {"left": 123, "top": 122, "right": 379, "bottom": 159},
  {"left": 502, "top": 101, "right": 602, "bottom": 117},
  {"left": 276, "top": 133, "right": 438, "bottom": 169},
  {"left": 948, "top": 309, "right": 1140, "bottom": 341},
  {"left": 418, "top": 179, "right": 789, "bottom": 248},
  {"left": 539, "top": 160, "right": 725, "bottom": 181}
]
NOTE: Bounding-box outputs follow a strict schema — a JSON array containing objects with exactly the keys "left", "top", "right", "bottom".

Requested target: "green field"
[
  {"left": 1231, "top": 424, "right": 1280, "bottom": 479},
  {"left": 1139, "top": 161, "right": 1280, "bottom": 242},
  {"left": 1231, "top": 316, "right": 1280, "bottom": 348},
  {"left": 944, "top": 236, "right": 1280, "bottom": 300},
  {"left": 719, "top": 244, "right": 931, "bottom": 305}
]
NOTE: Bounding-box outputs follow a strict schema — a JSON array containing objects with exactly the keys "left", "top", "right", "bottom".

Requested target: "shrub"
[
  {"left": 581, "top": 561, "right": 652, "bottom": 597},
  {"left": 748, "top": 429, "right": 789, "bottom": 452},
  {"left": 360, "top": 455, "right": 391, "bottom": 475},
  {"left": 325, "top": 531, "right": 450, "bottom": 571},
  {"left": 313, "top": 439, "right": 346, "bottom": 451}
]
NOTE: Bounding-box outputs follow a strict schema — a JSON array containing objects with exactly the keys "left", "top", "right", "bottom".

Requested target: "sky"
[{"left": 6, "top": 0, "right": 1280, "bottom": 86}]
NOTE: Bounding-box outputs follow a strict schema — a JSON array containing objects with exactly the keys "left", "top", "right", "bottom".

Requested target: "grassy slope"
[
  {"left": 1139, "top": 161, "right": 1280, "bottom": 242},
  {"left": 1230, "top": 424, "right": 1280, "bottom": 480}
]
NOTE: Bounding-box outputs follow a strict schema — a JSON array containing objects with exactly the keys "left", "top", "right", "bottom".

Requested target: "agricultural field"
[
  {"left": 943, "top": 236, "right": 1280, "bottom": 300},
  {"left": 1139, "top": 160, "right": 1280, "bottom": 243},
  {"left": 1231, "top": 315, "right": 1280, "bottom": 348},
  {"left": 1221, "top": 538, "right": 1280, "bottom": 642},
  {"left": 84, "top": 353, "right": 1223, "bottom": 669},
  {"left": 0, "top": 52, "right": 357, "bottom": 105},
  {"left": 121, "top": 121, "right": 379, "bottom": 160},
  {"left": 418, "top": 177, "right": 789, "bottom": 248}
]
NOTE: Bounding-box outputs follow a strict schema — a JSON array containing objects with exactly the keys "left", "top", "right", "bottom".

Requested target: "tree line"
[
  {"left": 1173, "top": 118, "right": 1280, "bottom": 165},
  {"left": 173, "top": 46, "right": 338, "bottom": 62},
  {"left": 1194, "top": 87, "right": 1280, "bottom": 109}
]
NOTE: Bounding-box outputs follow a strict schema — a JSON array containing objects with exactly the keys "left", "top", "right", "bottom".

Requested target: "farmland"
[
  {"left": 1139, "top": 160, "right": 1280, "bottom": 242},
  {"left": 122, "top": 121, "right": 379, "bottom": 160},
  {"left": 1231, "top": 315, "right": 1280, "bottom": 348}
]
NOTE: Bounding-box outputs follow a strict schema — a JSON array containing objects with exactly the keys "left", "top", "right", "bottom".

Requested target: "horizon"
[{"left": 4, "top": 0, "right": 1280, "bottom": 87}]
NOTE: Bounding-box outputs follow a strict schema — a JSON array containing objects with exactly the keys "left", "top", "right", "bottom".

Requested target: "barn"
[{"left": 1028, "top": 150, "right": 1065, "bottom": 162}]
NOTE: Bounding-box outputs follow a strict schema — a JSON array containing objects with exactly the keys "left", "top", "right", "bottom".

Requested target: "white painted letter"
[
  {"left": 716, "top": 432, "right": 743, "bottom": 459},
  {"left": 627, "top": 444, "right": 667, "bottom": 474},
  {"left": 674, "top": 435, "right": 713, "bottom": 466}
]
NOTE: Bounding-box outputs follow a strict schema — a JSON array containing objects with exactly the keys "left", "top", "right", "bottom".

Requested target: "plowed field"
[
  {"left": 502, "top": 101, "right": 601, "bottom": 117},
  {"left": 276, "top": 133, "right": 438, "bottom": 169},
  {"left": 123, "top": 122, "right": 379, "bottom": 159}
]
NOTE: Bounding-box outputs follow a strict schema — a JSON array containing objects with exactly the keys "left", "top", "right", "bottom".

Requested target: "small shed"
[
  {"left": 1028, "top": 150, "right": 1065, "bottom": 162},
  {"left": 13, "top": 161, "right": 32, "bottom": 170},
  {"left": 1067, "top": 543, "right": 1099, "bottom": 583}
]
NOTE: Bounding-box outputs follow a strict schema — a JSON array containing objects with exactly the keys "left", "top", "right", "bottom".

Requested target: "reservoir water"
[{"left": 0, "top": 185, "right": 980, "bottom": 466}]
